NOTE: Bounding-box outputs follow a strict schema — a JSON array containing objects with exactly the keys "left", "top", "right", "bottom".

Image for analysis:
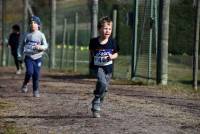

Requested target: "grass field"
[{"left": 0, "top": 47, "right": 199, "bottom": 90}]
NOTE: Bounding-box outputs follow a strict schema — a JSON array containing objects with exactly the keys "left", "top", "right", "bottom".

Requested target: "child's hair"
[
  {"left": 12, "top": 24, "right": 20, "bottom": 32},
  {"left": 97, "top": 16, "right": 112, "bottom": 30}
]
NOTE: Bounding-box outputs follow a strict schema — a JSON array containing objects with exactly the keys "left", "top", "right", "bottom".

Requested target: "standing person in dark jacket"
[{"left": 8, "top": 24, "right": 23, "bottom": 74}]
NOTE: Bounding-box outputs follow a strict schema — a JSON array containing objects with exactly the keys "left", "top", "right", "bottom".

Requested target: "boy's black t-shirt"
[{"left": 89, "top": 37, "right": 119, "bottom": 74}]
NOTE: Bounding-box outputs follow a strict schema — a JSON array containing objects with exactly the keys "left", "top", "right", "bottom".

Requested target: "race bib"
[
  {"left": 94, "top": 49, "right": 113, "bottom": 66},
  {"left": 24, "top": 41, "right": 39, "bottom": 54}
]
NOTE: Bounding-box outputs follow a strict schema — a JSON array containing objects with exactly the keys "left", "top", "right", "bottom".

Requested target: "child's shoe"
[
  {"left": 92, "top": 112, "right": 100, "bottom": 118},
  {"left": 33, "top": 91, "right": 40, "bottom": 97},
  {"left": 16, "top": 69, "right": 21, "bottom": 75},
  {"left": 21, "top": 85, "right": 28, "bottom": 93}
]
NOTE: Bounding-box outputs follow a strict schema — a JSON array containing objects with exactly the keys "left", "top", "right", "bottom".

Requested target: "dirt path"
[{"left": 0, "top": 67, "right": 200, "bottom": 134}]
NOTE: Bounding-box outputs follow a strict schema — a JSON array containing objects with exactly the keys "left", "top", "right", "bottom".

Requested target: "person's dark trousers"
[
  {"left": 23, "top": 56, "right": 42, "bottom": 92},
  {"left": 91, "top": 67, "right": 112, "bottom": 112},
  {"left": 12, "top": 51, "right": 20, "bottom": 70}
]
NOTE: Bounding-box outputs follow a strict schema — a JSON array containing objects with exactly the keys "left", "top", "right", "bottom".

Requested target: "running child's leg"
[
  {"left": 21, "top": 56, "right": 33, "bottom": 92},
  {"left": 32, "top": 58, "right": 42, "bottom": 97},
  {"left": 92, "top": 68, "right": 110, "bottom": 112}
]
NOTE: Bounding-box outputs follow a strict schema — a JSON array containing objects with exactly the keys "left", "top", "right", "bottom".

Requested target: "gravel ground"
[{"left": 0, "top": 67, "right": 200, "bottom": 134}]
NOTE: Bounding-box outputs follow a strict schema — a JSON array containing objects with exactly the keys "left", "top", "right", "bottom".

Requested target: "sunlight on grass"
[
  {"left": 0, "top": 121, "right": 24, "bottom": 134},
  {"left": 0, "top": 100, "right": 14, "bottom": 110}
]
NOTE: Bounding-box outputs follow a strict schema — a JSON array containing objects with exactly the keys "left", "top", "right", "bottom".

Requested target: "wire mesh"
[{"left": 0, "top": 0, "right": 199, "bottom": 88}]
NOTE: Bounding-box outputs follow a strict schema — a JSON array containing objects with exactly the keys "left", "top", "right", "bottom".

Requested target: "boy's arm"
[
  {"left": 108, "top": 52, "right": 118, "bottom": 60},
  {"left": 35, "top": 33, "right": 48, "bottom": 51},
  {"left": 108, "top": 38, "right": 119, "bottom": 60}
]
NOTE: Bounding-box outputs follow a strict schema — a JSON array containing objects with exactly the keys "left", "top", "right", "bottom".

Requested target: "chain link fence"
[
  {"left": 168, "top": 0, "right": 199, "bottom": 88},
  {"left": 0, "top": 0, "right": 199, "bottom": 88}
]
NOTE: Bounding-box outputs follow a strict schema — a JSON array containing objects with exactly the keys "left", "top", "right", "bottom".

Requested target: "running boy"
[
  {"left": 20, "top": 16, "right": 48, "bottom": 97},
  {"left": 89, "top": 16, "right": 119, "bottom": 118},
  {"left": 8, "top": 24, "right": 23, "bottom": 74}
]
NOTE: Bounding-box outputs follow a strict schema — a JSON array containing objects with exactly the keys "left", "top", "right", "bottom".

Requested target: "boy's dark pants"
[
  {"left": 12, "top": 51, "right": 22, "bottom": 70},
  {"left": 23, "top": 56, "right": 42, "bottom": 92},
  {"left": 91, "top": 67, "right": 112, "bottom": 112}
]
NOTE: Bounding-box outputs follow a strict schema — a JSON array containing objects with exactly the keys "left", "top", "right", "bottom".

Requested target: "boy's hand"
[
  {"left": 107, "top": 53, "right": 118, "bottom": 60},
  {"left": 106, "top": 54, "right": 112, "bottom": 60},
  {"left": 35, "top": 44, "right": 43, "bottom": 50}
]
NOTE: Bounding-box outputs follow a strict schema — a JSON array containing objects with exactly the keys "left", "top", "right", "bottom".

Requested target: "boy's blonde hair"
[{"left": 97, "top": 16, "right": 112, "bottom": 30}]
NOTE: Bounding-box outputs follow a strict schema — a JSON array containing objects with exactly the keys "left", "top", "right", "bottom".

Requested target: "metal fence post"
[
  {"left": 157, "top": 0, "right": 170, "bottom": 85},
  {"left": 91, "top": 0, "right": 98, "bottom": 38},
  {"left": 66, "top": 19, "right": 70, "bottom": 68},
  {"left": 73, "top": 12, "right": 78, "bottom": 72},
  {"left": 60, "top": 18, "right": 67, "bottom": 69},
  {"left": 1, "top": 0, "right": 6, "bottom": 66},
  {"left": 131, "top": 0, "right": 139, "bottom": 80},
  {"left": 193, "top": 0, "right": 200, "bottom": 90},
  {"left": 112, "top": 10, "right": 117, "bottom": 39},
  {"left": 154, "top": 0, "right": 158, "bottom": 55},
  {"left": 49, "top": 0, "right": 56, "bottom": 69},
  {"left": 148, "top": 0, "right": 154, "bottom": 82},
  {"left": 112, "top": 9, "right": 117, "bottom": 77},
  {"left": 23, "top": 0, "right": 28, "bottom": 33}
]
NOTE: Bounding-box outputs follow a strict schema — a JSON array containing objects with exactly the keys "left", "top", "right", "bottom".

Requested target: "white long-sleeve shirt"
[{"left": 23, "top": 30, "right": 48, "bottom": 59}]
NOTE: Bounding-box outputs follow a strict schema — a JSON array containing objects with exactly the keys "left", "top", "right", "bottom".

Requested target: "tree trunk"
[
  {"left": 193, "top": 0, "right": 200, "bottom": 90},
  {"left": 49, "top": 0, "right": 56, "bottom": 69},
  {"left": 157, "top": 0, "right": 170, "bottom": 85}
]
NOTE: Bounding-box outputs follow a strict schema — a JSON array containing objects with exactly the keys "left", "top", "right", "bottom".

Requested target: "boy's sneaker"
[
  {"left": 92, "top": 112, "right": 100, "bottom": 118},
  {"left": 33, "top": 91, "right": 40, "bottom": 97},
  {"left": 21, "top": 85, "right": 28, "bottom": 93},
  {"left": 16, "top": 69, "right": 21, "bottom": 75}
]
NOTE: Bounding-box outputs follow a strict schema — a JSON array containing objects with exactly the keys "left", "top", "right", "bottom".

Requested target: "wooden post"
[
  {"left": 154, "top": 0, "right": 159, "bottom": 55},
  {"left": 66, "top": 19, "right": 70, "bottom": 68},
  {"left": 1, "top": 0, "right": 6, "bottom": 66},
  {"left": 60, "top": 18, "right": 67, "bottom": 69},
  {"left": 148, "top": 0, "right": 154, "bottom": 82},
  {"left": 73, "top": 12, "right": 78, "bottom": 72},
  {"left": 49, "top": 0, "right": 56, "bottom": 69},
  {"left": 112, "top": 9, "right": 117, "bottom": 78},
  {"left": 131, "top": 0, "right": 139, "bottom": 80},
  {"left": 23, "top": 0, "right": 28, "bottom": 33},
  {"left": 157, "top": 0, "right": 170, "bottom": 85},
  {"left": 91, "top": 0, "right": 98, "bottom": 38},
  {"left": 193, "top": 0, "right": 200, "bottom": 90}
]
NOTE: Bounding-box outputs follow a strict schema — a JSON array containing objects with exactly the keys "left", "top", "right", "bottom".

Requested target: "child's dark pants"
[
  {"left": 12, "top": 51, "right": 22, "bottom": 70},
  {"left": 23, "top": 56, "right": 42, "bottom": 92}
]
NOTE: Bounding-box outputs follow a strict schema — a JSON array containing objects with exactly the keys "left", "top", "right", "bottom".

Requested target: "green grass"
[
  {"left": 0, "top": 100, "right": 22, "bottom": 134},
  {"left": 1, "top": 47, "right": 200, "bottom": 92},
  {"left": 0, "top": 100, "right": 14, "bottom": 110},
  {"left": 0, "top": 123, "right": 19, "bottom": 134},
  {"left": 157, "top": 84, "right": 200, "bottom": 99}
]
